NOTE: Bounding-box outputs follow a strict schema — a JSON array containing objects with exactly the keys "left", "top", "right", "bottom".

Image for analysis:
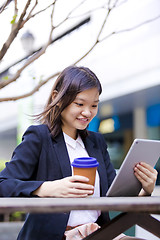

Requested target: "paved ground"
[{"left": 0, "top": 222, "right": 24, "bottom": 240}]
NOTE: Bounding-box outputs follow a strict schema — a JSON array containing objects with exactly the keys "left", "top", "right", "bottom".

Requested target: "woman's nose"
[{"left": 82, "top": 108, "right": 92, "bottom": 117}]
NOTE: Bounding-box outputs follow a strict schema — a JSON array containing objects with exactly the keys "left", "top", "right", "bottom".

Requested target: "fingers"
[
  {"left": 134, "top": 164, "right": 150, "bottom": 180},
  {"left": 61, "top": 176, "right": 94, "bottom": 197},
  {"left": 62, "top": 193, "right": 89, "bottom": 198},
  {"left": 134, "top": 162, "right": 158, "bottom": 195},
  {"left": 138, "top": 162, "right": 157, "bottom": 174},
  {"left": 67, "top": 176, "right": 94, "bottom": 189},
  {"left": 70, "top": 175, "right": 90, "bottom": 183},
  {"left": 68, "top": 176, "right": 94, "bottom": 194},
  {"left": 68, "top": 187, "right": 94, "bottom": 197},
  {"left": 134, "top": 162, "right": 157, "bottom": 180}
]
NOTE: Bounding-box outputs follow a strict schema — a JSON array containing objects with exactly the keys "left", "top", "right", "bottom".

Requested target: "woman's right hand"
[{"left": 33, "top": 175, "right": 94, "bottom": 198}]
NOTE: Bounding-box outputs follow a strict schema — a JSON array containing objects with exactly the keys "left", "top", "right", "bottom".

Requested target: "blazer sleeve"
[{"left": 0, "top": 125, "right": 44, "bottom": 197}]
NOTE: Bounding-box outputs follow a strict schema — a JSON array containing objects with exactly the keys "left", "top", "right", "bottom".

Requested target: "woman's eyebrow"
[{"left": 75, "top": 97, "right": 99, "bottom": 103}]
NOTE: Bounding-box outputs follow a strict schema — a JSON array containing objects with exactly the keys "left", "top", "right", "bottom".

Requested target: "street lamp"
[
  {"left": 17, "top": 31, "right": 35, "bottom": 144},
  {"left": 21, "top": 31, "right": 35, "bottom": 54}
]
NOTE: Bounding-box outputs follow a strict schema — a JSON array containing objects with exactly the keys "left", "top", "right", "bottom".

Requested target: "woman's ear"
[{"left": 51, "top": 90, "right": 58, "bottom": 101}]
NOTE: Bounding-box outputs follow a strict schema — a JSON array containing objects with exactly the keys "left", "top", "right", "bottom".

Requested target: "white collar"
[{"left": 63, "top": 132, "right": 85, "bottom": 149}]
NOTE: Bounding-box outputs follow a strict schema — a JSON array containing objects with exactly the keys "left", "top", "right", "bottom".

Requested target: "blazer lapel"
[
  {"left": 84, "top": 135, "right": 107, "bottom": 195},
  {"left": 52, "top": 132, "right": 72, "bottom": 178},
  {"left": 84, "top": 136, "right": 103, "bottom": 165}
]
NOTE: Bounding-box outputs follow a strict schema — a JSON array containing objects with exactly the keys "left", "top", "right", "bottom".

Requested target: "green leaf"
[
  {"left": 2, "top": 75, "right": 9, "bottom": 80},
  {"left": 10, "top": 14, "right": 17, "bottom": 24}
]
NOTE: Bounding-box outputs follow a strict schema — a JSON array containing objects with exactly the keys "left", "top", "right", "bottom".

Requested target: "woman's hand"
[
  {"left": 134, "top": 162, "right": 158, "bottom": 196},
  {"left": 33, "top": 175, "right": 94, "bottom": 198}
]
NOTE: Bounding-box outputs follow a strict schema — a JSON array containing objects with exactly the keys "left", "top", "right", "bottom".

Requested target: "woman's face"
[{"left": 61, "top": 88, "right": 99, "bottom": 139}]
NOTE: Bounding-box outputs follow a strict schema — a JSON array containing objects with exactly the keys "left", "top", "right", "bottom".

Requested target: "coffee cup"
[{"left": 71, "top": 157, "right": 99, "bottom": 188}]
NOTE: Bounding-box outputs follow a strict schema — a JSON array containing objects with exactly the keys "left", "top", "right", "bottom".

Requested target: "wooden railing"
[
  {"left": 0, "top": 196, "right": 160, "bottom": 214},
  {"left": 0, "top": 196, "right": 160, "bottom": 239}
]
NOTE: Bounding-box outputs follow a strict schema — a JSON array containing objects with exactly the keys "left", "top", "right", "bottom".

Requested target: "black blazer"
[{"left": 0, "top": 124, "right": 116, "bottom": 240}]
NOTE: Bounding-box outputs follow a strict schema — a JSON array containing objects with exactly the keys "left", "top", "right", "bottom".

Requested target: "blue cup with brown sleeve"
[{"left": 72, "top": 157, "right": 99, "bottom": 194}]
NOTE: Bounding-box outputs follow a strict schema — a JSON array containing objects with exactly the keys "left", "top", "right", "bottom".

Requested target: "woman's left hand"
[{"left": 134, "top": 162, "right": 158, "bottom": 195}]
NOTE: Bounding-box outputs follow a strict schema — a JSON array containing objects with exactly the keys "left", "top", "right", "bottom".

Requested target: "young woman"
[{"left": 0, "top": 66, "right": 157, "bottom": 240}]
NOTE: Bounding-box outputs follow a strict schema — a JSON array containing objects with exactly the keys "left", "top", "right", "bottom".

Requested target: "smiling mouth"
[{"left": 77, "top": 118, "right": 89, "bottom": 122}]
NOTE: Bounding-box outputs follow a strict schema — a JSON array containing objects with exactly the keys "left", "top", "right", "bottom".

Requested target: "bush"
[
  {"left": 0, "top": 159, "right": 8, "bottom": 172},
  {"left": 10, "top": 212, "right": 26, "bottom": 222},
  {"left": 0, "top": 159, "right": 26, "bottom": 222}
]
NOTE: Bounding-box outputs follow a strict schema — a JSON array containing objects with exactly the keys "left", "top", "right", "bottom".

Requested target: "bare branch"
[
  {"left": 54, "top": 0, "right": 88, "bottom": 28},
  {"left": 23, "top": 0, "right": 38, "bottom": 23},
  {"left": 11, "top": 0, "right": 18, "bottom": 30},
  {"left": 14, "top": 0, "right": 18, "bottom": 14},
  {"left": 0, "top": 17, "right": 90, "bottom": 81},
  {"left": 0, "top": 1, "right": 57, "bottom": 64},
  {"left": 100, "top": 14, "right": 160, "bottom": 42},
  {"left": 67, "top": 0, "right": 88, "bottom": 17},
  {"left": 74, "top": 1, "right": 116, "bottom": 65},
  {"left": 0, "top": 0, "right": 11, "bottom": 14},
  {"left": 97, "top": 9, "right": 111, "bottom": 40},
  {"left": 65, "top": 0, "right": 126, "bottom": 25},
  {"left": 0, "top": 0, "right": 32, "bottom": 61},
  {"left": 0, "top": 16, "right": 90, "bottom": 92},
  {"left": 25, "top": 1, "right": 56, "bottom": 22},
  {"left": 67, "top": 5, "right": 108, "bottom": 20},
  {"left": 50, "top": 0, "right": 55, "bottom": 30},
  {"left": 116, "top": 0, "right": 128, "bottom": 7},
  {"left": 0, "top": 39, "right": 51, "bottom": 90},
  {"left": 20, "top": 0, "right": 52, "bottom": 28},
  {"left": 74, "top": 9, "right": 160, "bottom": 67},
  {"left": 73, "top": 42, "right": 97, "bottom": 65},
  {"left": 0, "top": 2, "right": 55, "bottom": 90},
  {"left": 0, "top": 71, "right": 60, "bottom": 102}
]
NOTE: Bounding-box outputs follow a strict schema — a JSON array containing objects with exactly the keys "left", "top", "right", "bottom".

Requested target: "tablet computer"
[{"left": 106, "top": 139, "right": 160, "bottom": 197}]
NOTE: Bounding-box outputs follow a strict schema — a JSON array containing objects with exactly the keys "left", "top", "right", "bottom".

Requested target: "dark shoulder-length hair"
[{"left": 38, "top": 65, "right": 102, "bottom": 139}]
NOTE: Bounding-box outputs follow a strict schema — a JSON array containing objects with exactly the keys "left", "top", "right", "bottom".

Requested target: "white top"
[{"left": 63, "top": 132, "right": 101, "bottom": 226}]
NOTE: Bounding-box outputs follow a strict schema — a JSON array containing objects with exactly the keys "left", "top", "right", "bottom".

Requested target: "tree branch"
[
  {"left": 0, "top": 0, "right": 12, "bottom": 14},
  {"left": 54, "top": 0, "right": 88, "bottom": 29},
  {"left": 0, "top": 0, "right": 32, "bottom": 61},
  {"left": 74, "top": 0, "right": 117, "bottom": 65},
  {"left": 0, "top": 3, "right": 55, "bottom": 90},
  {"left": 20, "top": 1, "right": 57, "bottom": 29},
  {"left": 21, "top": 0, "right": 38, "bottom": 26},
  {"left": 11, "top": 0, "right": 18, "bottom": 31},
  {"left": 100, "top": 14, "right": 160, "bottom": 42},
  {"left": 0, "top": 72, "right": 60, "bottom": 102},
  {"left": 75, "top": 9, "right": 160, "bottom": 67},
  {"left": 0, "top": 17, "right": 90, "bottom": 90}
]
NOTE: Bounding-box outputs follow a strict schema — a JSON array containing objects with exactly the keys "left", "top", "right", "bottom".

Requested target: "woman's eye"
[
  {"left": 75, "top": 103, "right": 83, "bottom": 106},
  {"left": 92, "top": 105, "right": 98, "bottom": 108}
]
